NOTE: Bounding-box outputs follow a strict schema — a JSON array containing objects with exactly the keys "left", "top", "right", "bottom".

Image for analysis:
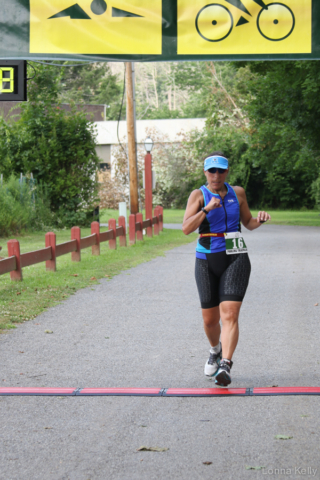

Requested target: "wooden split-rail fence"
[{"left": 0, "top": 207, "right": 163, "bottom": 281}]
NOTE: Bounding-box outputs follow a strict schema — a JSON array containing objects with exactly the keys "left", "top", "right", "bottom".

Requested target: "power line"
[
  {"left": 117, "top": 64, "right": 127, "bottom": 158},
  {"left": 29, "top": 60, "right": 96, "bottom": 67}
]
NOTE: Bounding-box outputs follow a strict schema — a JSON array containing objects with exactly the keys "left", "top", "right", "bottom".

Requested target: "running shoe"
[
  {"left": 204, "top": 343, "right": 222, "bottom": 377},
  {"left": 215, "top": 359, "right": 233, "bottom": 386}
]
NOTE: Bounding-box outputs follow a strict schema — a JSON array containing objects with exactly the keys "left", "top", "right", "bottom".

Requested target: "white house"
[{"left": 94, "top": 118, "right": 206, "bottom": 171}]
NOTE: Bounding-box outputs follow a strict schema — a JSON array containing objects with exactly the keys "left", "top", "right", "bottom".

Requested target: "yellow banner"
[
  {"left": 30, "top": 0, "right": 162, "bottom": 54},
  {"left": 178, "top": 0, "right": 312, "bottom": 55}
]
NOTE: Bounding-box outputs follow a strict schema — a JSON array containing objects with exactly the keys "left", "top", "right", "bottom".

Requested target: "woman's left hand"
[{"left": 257, "top": 211, "right": 271, "bottom": 223}]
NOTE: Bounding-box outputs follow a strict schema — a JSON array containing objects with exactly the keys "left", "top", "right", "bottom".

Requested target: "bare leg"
[
  {"left": 202, "top": 306, "right": 221, "bottom": 347},
  {"left": 219, "top": 301, "right": 242, "bottom": 360}
]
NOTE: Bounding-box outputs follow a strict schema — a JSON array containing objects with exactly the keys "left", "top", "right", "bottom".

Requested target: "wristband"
[{"left": 201, "top": 207, "right": 209, "bottom": 215}]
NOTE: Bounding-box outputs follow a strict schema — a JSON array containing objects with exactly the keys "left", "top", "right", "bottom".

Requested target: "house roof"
[
  {"left": 0, "top": 102, "right": 106, "bottom": 122},
  {"left": 94, "top": 118, "right": 206, "bottom": 145}
]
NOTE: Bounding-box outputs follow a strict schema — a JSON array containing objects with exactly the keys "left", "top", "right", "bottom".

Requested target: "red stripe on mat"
[
  {"left": 254, "top": 387, "right": 320, "bottom": 395},
  {"left": 166, "top": 388, "right": 247, "bottom": 395},
  {"left": 79, "top": 388, "right": 161, "bottom": 395},
  {"left": 0, "top": 387, "right": 76, "bottom": 395},
  {"left": 1, "top": 387, "right": 319, "bottom": 396}
]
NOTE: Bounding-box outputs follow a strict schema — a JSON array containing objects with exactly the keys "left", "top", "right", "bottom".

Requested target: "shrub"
[
  {"left": 311, "top": 174, "right": 320, "bottom": 210},
  {"left": 0, "top": 176, "right": 54, "bottom": 237}
]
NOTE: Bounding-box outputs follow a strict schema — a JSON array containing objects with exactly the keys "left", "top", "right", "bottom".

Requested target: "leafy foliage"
[
  {"left": 1, "top": 59, "right": 319, "bottom": 212},
  {"left": 0, "top": 176, "right": 53, "bottom": 236},
  {"left": 151, "top": 59, "right": 320, "bottom": 209},
  {"left": 0, "top": 63, "right": 100, "bottom": 226},
  {"left": 169, "top": 60, "right": 320, "bottom": 209},
  {"left": 134, "top": 62, "right": 210, "bottom": 119},
  {"left": 238, "top": 61, "right": 320, "bottom": 208},
  {"left": 59, "top": 62, "right": 122, "bottom": 120}
]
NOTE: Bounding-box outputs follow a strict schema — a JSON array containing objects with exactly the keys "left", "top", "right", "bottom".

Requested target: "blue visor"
[{"left": 204, "top": 156, "right": 228, "bottom": 171}]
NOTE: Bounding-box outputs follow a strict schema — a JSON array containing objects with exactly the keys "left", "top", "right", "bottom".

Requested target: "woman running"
[{"left": 182, "top": 152, "right": 271, "bottom": 386}]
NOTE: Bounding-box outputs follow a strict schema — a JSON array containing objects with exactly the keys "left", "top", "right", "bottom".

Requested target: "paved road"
[
  {"left": 0, "top": 225, "right": 319, "bottom": 480},
  {"left": 163, "top": 223, "right": 183, "bottom": 229}
]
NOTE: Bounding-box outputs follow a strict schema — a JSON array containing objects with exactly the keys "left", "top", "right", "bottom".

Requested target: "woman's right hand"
[{"left": 206, "top": 196, "right": 222, "bottom": 211}]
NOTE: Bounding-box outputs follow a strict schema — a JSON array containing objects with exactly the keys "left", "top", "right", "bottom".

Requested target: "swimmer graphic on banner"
[{"left": 29, "top": 0, "right": 162, "bottom": 54}]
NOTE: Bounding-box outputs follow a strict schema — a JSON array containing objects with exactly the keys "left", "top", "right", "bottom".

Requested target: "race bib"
[{"left": 225, "top": 232, "right": 248, "bottom": 255}]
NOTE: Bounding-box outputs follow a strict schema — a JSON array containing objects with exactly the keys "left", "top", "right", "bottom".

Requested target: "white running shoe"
[{"left": 204, "top": 343, "right": 222, "bottom": 377}]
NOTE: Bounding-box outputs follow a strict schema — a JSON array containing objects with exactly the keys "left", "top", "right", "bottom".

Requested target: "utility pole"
[{"left": 125, "top": 62, "right": 139, "bottom": 214}]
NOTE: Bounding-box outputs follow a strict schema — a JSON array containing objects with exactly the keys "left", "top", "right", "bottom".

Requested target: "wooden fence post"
[
  {"left": 159, "top": 206, "right": 163, "bottom": 231},
  {"left": 45, "top": 232, "right": 56, "bottom": 271},
  {"left": 146, "top": 212, "right": 153, "bottom": 238},
  {"left": 91, "top": 221, "right": 100, "bottom": 256},
  {"left": 136, "top": 212, "right": 143, "bottom": 241},
  {"left": 71, "top": 226, "right": 81, "bottom": 262},
  {"left": 7, "top": 239, "right": 22, "bottom": 281},
  {"left": 129, "top": 214, "right": 136, "bottom": 245},
  {"left": 108, "top": 219, "right": 117, "bottom": 249},
  {"left": 154, "top": 207, "right": 159, "bottom": 236},
  {"left": 118, "top": 216, "right": 127, "bottom": 247}
]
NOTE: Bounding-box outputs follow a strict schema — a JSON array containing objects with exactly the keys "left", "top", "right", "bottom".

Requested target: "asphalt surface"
[{"left": 0, "top": 225, "right": 320, "bottom": 480}]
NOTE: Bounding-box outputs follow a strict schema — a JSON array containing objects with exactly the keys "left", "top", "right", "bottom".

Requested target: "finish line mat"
[{"left": 1, "top": 387, "right": 320, "bottom": 397}]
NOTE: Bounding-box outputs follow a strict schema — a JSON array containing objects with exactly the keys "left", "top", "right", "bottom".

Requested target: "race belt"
[
  {"left": 200, "top": 233, "right": 225, "bottom": 238},
  {"left": 200, "top": 232, "right": 248, "bottom": 255}
]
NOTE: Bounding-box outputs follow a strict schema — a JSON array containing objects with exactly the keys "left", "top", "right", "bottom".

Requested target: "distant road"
[{"left": 163, "top": 223, "right": 183, "bottom": 229}]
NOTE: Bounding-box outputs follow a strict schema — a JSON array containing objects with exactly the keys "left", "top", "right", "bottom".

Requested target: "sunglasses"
[{"left": 207, "top": 167, "right": 227, "bottom": 174}]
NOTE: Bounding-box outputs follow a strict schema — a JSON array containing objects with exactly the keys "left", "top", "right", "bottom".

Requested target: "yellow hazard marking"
[
  {"left": 30, "top": 0, "right": 162, "bottom": 54},
  {"left": 178, "top": 0, "right": 311, "bottom": 55}
]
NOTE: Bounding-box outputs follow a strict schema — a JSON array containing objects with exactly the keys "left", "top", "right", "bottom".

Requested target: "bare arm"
[
  {"left": 233, "top": 186, "right": 271, "bottom": 231},
  {"left": 182, "top": 189, "right": 222, "bottom": 235}
]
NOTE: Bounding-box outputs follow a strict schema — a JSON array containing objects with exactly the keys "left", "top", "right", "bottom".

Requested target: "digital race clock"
[{"left": 0, "top": 60, "right": 27, "bottom": 101}]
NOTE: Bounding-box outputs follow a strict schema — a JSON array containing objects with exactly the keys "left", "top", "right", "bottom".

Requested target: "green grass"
[
  {"left": 99, "top": 209, "right": 130, "bottom": 224},
  {"left": 100, "top": 208, "right": 320, "bottom": 226},
  {"left": 0, "top": 228, "right": 197, "bottom": 331},
  {"left": 161, "top": 209, "right": 186, "bottom": 223},
  {"left": 251, "top": 210, "right": 320, "bottom": 227},
  {"left": 99, "top": 208, "right": 185, "bottom": 224}
]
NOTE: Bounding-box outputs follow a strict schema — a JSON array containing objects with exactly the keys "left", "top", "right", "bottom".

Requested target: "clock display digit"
[
  {"left": 0, "top": 61, "right": 27, "bottom": 101},
  {"left": 0, "top": 67, "right": 15, "bottom": 93}
]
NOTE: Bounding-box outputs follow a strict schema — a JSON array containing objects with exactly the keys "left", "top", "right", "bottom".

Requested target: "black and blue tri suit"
[{"left": 195, "top": 183, "right": 251, "bottom": 309}]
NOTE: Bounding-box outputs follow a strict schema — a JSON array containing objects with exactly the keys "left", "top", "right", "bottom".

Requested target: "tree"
[
  {"left": 59, "top": 62, "right": 123, "bottom": 120},
  {"left": 176, "top": 60, "right": 320, "bottom": 209},
  {"left": 133, "top": 62, "right": 212, "bottom": 119},
  {"left": 0, "top": 62, "right": 100, "bottom": 226},
  {"left": 238, "top": 61, "right": 320, "bottom": 208}
]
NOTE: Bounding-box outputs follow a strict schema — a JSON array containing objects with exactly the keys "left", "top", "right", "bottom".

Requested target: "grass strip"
[
  {"left": 99, "top": 208, "right": 185, "bottom": 225},
  {"left": 0, "top": 229, "right": 197, "bottom": 331},
  {"left": 250, "top": 210, "right": 320, "bottom": 227},
  {"left": 100, "top": 208, "right": 320, "bottom": 226}
]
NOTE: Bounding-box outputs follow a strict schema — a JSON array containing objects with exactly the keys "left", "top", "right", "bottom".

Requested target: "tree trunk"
[
  {"left": 168, "top": 84, "right": 172, "bottom": 110},
  {"left": 152, "top": 67, "right": 159, "bottom": 108}
]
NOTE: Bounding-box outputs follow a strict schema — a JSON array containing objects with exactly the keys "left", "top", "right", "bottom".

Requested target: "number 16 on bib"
[{"left": 225, "top": 232, "right": 248, "bottom": 255}]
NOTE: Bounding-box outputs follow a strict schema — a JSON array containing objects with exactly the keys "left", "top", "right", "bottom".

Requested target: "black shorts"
[{"left": 195, "top": 251, "right": 251, "bottom": 309}]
